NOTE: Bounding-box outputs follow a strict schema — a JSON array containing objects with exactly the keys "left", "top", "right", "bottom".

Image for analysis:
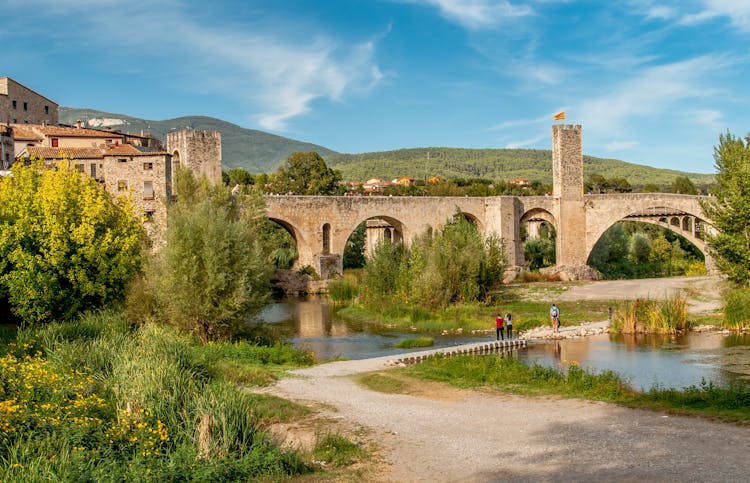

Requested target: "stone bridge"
[{"left": 264, "top": 125, "right": 715, "bottom": 278}]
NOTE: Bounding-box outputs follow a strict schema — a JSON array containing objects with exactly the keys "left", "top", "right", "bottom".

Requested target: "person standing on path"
[
  {"left": 550, "top": 304, "right": 560, "bottom": 333},
  {"left": 495, "top": 313, "right": 504, "bottom": 340},
  {"left": 505, "top": 313, "right": 513, "bottom": 339}
]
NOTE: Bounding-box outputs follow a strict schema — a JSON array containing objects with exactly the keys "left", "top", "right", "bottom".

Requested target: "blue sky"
[{"left": 3, "top": 0, "right": 750, "bottom": 173}]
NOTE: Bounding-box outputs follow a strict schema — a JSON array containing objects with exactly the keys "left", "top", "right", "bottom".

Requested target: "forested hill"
[
  {"left": 60, "top": 107, "right": 714, "bottom": 186},
  {"left": 59, "top": 107, "right": 337, "bottom": 173},
  {"left": 326, "top": 148, "right": 715, "bottom": 187}
]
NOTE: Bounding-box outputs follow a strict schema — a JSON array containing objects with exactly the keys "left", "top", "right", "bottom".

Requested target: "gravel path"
[{"left": 263, "top": 276, "right": 749, "bottom": 481}]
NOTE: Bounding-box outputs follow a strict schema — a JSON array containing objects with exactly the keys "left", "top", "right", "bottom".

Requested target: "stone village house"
[{"left": 1, "top": 77, "right": 222, "bottom": 237}]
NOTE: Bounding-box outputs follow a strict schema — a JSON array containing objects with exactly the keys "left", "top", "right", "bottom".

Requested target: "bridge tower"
[{"left": 552, "top": 124, "right": 588, "bottom": 267}]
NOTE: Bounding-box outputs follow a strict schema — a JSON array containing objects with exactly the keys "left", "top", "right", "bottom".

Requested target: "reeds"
[{"left": 611, "top": 293, "right": 689, "bottom": 334}]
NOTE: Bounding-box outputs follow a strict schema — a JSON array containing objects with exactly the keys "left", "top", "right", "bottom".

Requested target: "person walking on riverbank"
[
  {"left": 550, "top": 304, "right": 560, "bottom": 333},
  {"left": 505, "top": 313, "right": 513, "bottom": 339},
  {"left": 495, "top": 313, "right": 505, "bottom": 340}
]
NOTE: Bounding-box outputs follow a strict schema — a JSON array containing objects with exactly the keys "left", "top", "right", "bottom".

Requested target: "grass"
[
  {"left": 311, "top": 434, "right": 367, "bottom": 467},
  {"left": 338, "top": 298, "right": 612, "bottom": 335},
  {"left": 357, "top": 373, "right": 410, "bottom": 394},
  {"left": 393, "top": 354, "right": 750, "bottom": 423},
  {"left": 393, "top": 337, "right": 434, "bottom": 348},
  {"left": 0, "top": 308, "right": 365, "bottom": 481},
  {"left": 610, "top": 294, "right": 690, "bottom": 334}
]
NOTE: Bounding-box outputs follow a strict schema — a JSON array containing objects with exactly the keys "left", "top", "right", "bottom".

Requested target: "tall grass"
[
  {"left": 0, "top": 309, "right": 313, "bottom": 481},
  {"left": 328, "top": 278, "right": 358, "bottom": 305},
  {"left": 611, "top": 293, "right": 689, "bottom": 334},
  {"left": 723, "top": 288, "right": 750, "bottom": 330}
]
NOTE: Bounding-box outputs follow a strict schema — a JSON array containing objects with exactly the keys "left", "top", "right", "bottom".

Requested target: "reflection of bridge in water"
[{"left": 264, "top": 125, "right": 716, "bottom": 278}]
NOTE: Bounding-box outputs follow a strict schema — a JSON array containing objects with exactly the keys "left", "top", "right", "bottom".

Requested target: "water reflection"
[{"left": 253, "top": 298, "right": 750, "bottom": 390}]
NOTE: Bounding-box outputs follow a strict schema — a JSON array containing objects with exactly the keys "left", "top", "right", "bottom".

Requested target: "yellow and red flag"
[{"left": 553, "top": 111, "right": 565, "bottom": 121}]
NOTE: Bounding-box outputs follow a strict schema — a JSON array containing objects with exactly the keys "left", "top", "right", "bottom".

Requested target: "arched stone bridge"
[
  {"left": 264, "top": 192, "right": 714, "bottom": 277},
  {"left": 263, "top": 125, "right": 716, "bottom": 278}
]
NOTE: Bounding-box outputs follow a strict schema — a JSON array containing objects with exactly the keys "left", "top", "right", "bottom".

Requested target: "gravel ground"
[{"left": 263, "top": 276, "right": 749, "bottom": 482}]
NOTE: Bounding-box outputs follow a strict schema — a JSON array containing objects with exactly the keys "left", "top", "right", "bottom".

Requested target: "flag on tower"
[{"left": 553, "top": 111, "right": 565, "bottom": 121}]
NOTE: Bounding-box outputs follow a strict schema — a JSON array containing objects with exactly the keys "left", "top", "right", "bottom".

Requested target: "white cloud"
[
  {"left": 488, "top": 111, "right": 565, "bottom": 130},
  {"left": 505, "top": 134, "right": 546, "bottom": 148},
  {"left": 693, "top": 109, "right": 722, "bottom": 126},
  {"left": 681, "top": 0, "right": 750, "bottom": 31},
  {"left": 605, "top": 140, "right": 638, "bottom": 151},
  {"left": 403, "top": 0, "right": 534, "bottom": 29},
  {"left": 7, "top": 0, "right": 383, "bottom": 131},
  {"left": 579, "top": 55, "right": 723, "bottom": 133}
]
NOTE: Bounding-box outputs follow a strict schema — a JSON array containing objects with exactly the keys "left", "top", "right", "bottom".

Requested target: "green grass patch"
[
  {"left": 357, "top": 373, "right": 409, "bottom": 394},
  {"left": 393, "top": 337, "right": 434, "bottom": 348},
  {"left": 0, "top": 308, "right": 324, "bottom": 481},
  {"left": 312, "top": 434, "right": 366, "bottom": 467},
  {"left": 338, "top": 298, "right": 611, "bottom": 335},
  {"left": 402, "top": 354, "right": 750, "bottom": 423}
]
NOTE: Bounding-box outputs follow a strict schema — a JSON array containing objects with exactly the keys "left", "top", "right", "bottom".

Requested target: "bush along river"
[{"left": 252, "top": 297, "right": 750, "bottom": 391}]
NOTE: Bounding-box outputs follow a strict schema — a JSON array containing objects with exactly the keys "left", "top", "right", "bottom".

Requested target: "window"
[
  {"left": 118, "top": 180, "right": 127, "bottom": 192},
  {"left": 74, "top": 164, "right": 84, "bottom": 172},
  {"left": 44, "top": 105, "right": 49, "bottom": 114},
  {"left": 23, "top": 102, "right": 27, "bottom": 111},
  {"left": 11, "top": 119, "right": 16, "bottom": 123},
  {"left": 12, "top": 100, "right": 16, "bottom": 109},
  {"left": 144, "top": 210, "right": 155, "bottom": 222},
  {"left": 143, "top": 181, "right": 154, "bottom": 200},
  {"left": 143, "top": 162, "right": 153, "bottom": 170},
  {"left": 90, "top": 164, "right": 97, "bottom": 178},
  {"left": 117, "top": 158, "right": 127, "bottom": 163},
  {"left": 51, "top": 138, "right": 59, "bottom": 147}
]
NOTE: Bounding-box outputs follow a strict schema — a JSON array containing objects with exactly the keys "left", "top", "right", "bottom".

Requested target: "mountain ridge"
[{"left": 59, "top": 107, "right": 715, "bottom": 187}]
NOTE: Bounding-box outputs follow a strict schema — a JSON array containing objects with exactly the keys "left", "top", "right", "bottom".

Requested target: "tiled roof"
[
  {"left": 10, "top": 127, "right": 42, "bottom": 141},
  {"left": 104, "top": 144, "right": 168, "bottom": 156},
  {"left": 23, "top": 146, "right": 104, "bottom": 160},
  {"left": 11, "top": 124, "right": 124, "bottom": 139}
]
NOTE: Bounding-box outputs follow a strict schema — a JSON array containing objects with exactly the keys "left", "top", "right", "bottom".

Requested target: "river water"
[{"left": 253, "top": 297, "right": 750, "bottom": 391}]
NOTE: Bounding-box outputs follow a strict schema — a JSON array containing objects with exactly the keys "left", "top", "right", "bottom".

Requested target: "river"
[{"left": 253, "top": 297, "right": 750, "bottom": 391}]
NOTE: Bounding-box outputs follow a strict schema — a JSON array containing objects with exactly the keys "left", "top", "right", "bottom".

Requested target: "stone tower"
[
  {"left": 552, "top": 124, "right": 587, "bottom": 267},
  {"left": 166, "top": 130, "right": 222, "bottom": 185}
]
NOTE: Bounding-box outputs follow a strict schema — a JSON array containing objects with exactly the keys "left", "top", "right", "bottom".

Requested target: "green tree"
[
  {"left": 585, "top": 174, "right": 607, "bottom": 194},
  {"left": 702, "top": 132, "right": 750, "bottom": 286},
  {"left": 268, "top": 152, "right": 343, "bottom": 195},
  {"left": 629, "top": 232, "right": 652, "bottom": 264},
  {"left": 642, "top": 183, "right": 661, "bottom": 193},
  {"left": 0, "top": 161, "right": 142, "bottom": 323},
  {"left": 343, "top": 222, "right": 367, "bottom": 269},
  {"left": 226, "top": 167, "right": 254, "bottom": 186},
  {"left": 130, "top": 169, "right": 272, "bottom": 343},
  {"left": 672, "top": 176, "right": 699, "bottom": 195}
]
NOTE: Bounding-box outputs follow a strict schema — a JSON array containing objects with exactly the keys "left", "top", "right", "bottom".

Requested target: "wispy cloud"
[
  {"left": 579, "top": 55, "right": 724, "bottom": 133},
  {"left": 6, "top": 0, "right": 383, "bottom": 131},
  {"left": 488, "top": 111, "right": 565, "bottom": 130},
  {"left": 605, "top": 140, "right": 638, "bottom": 151},
  {"left": 505, "top": 134, "right": 546, "bottom": 149},
  {"left": 401, "top": 0, "right": 534, "bottom": 29},
  {"left": 681, "top": 0, "right": 750, "bottom": 31}
]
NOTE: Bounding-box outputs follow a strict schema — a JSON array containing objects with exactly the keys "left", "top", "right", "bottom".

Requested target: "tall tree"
[
  {"left": 702, "top": 132, "right": 750, "bottom": 286},
  {"left": 672, "top": 176, "right": 699, "bottom": 195},
  {"left": 268, "top": 151, "right": 342, "bottom": 195},
  {"left": 0, "top": 162, "right": 142, "bottom": 323}
]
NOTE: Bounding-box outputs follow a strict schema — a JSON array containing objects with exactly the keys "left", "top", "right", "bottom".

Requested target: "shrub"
[
  {"left": 723, "top": 288, "right": 750, "bottom": 330},
  {"left": 328, "top": 278, "right": 357, "bottom": 304}
]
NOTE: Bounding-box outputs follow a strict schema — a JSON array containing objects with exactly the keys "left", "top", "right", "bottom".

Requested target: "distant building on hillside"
[{"left": 0, "top": 77, "right": 58, "bottom": 125}]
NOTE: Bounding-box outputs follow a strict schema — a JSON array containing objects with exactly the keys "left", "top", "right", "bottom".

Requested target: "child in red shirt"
[{"left": 495, "top": 313, "right": 504, "bottom": 340}]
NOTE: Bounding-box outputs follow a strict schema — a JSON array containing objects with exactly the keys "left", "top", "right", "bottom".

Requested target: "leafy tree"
[
  {"left": 343, "top": 222, "right": 367, "bottom": 269},
  {"left": 268, "top": 151, "right": 343, "bottom": 195},
  {"left": 702, "top": 132, "right": 750, "bottom": 286},
  {"left": 585, "top": 174, "right": 607, "bottom": 194},
  {"left": 672, "top": 176, "right": 699, "bottom": 195},
  {"left": 226, "top": 167, "right": 254, "bottom": 186},
  {"left": 0, "top": 161, "right": 142, "bottom": 323},
  {"left": 642, "top": 183, "right": 661, "bottom": 193},
  {"left": 129, "top": 169, "right": 272, "bottom": 343},
  {"left": 629, "top": 232, "right": 652, "bottom": 264},
  {"left": 606, "top": 177, "right": 632, "bottom": 193},
  {"left": 524, "top": 238, "right": 556, "bottom": 270}
]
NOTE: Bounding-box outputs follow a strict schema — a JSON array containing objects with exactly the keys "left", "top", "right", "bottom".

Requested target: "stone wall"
[
  {"left": 0, "top": 77, "right": 58, "bottom": 125},
  {"left": 167, "top": 130, "right": 222, "bottom": 186},
  {"left": 103, "top": 152, "right": 171, "bottom": 236}
]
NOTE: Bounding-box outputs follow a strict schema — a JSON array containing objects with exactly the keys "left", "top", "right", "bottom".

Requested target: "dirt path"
[{"left": 263, "top": 276, "right": 747, "bottom": 481}]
